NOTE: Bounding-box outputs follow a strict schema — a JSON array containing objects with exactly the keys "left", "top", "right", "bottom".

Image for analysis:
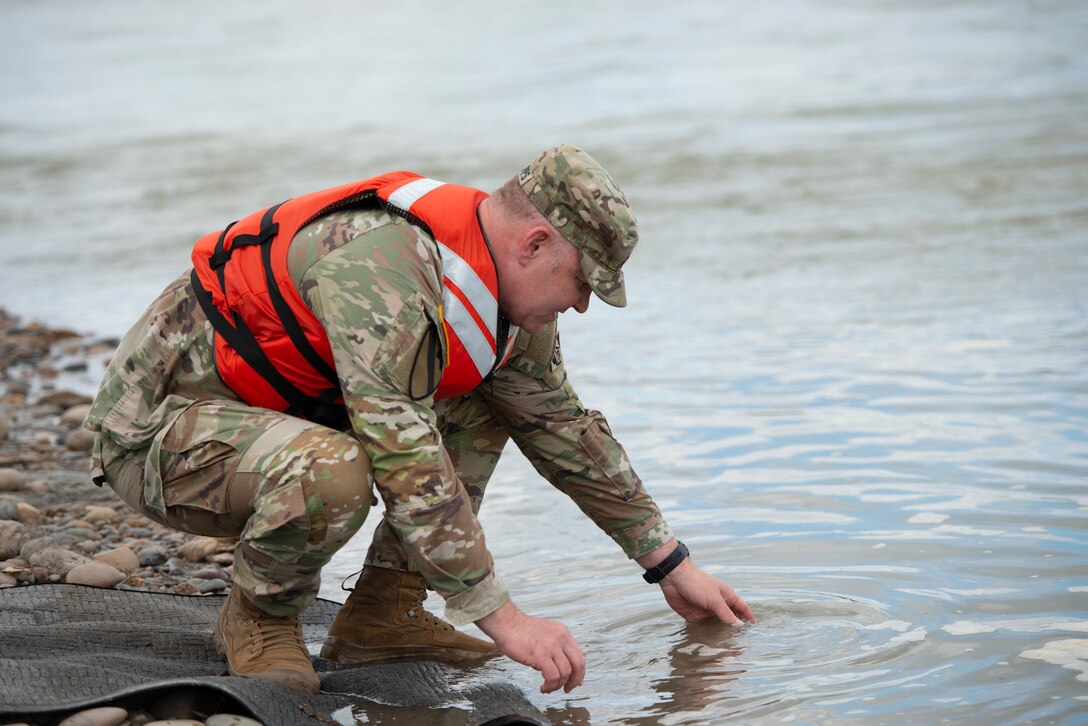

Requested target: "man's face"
[{"left": 504, "top": 238, "right": 592, "bottom": 333}]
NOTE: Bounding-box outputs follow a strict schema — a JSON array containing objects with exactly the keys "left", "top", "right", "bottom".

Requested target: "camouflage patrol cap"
[{"left": 518, "top": 144, "right": 637, "bottom": 307}]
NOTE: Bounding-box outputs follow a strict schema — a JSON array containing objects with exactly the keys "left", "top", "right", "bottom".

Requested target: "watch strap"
[{"left": 642, "top": 541, "right": 689, "bottom": 584}]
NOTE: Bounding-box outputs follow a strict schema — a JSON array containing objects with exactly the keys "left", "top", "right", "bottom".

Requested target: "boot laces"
[
  {"left": 250, "top": 615, "right": 305, "bottom": 654},
  {"left": 407, "top": 603, "right": 452, "bottom": 632}
]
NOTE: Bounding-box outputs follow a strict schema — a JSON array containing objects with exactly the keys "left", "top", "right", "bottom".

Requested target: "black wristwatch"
[{"left": 642, "top": 541, "right": 689, "bottom": 584}]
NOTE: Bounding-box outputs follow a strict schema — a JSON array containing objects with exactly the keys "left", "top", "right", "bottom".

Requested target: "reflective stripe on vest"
[{"left": 383, "top": 178, "right": 520, "bottom": 393}]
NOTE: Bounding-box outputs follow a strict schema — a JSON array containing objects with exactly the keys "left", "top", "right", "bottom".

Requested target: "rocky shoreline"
[
  {"left": 0, "top": 309, "right": 262, "bottom": 726},
  {"left": 0, "top": 308, "right": 238, "bottom": 600}
]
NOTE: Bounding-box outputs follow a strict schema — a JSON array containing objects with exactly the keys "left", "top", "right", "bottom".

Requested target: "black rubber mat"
[{"left": 0, "top": 584, "right": 547, "bottom": 725}]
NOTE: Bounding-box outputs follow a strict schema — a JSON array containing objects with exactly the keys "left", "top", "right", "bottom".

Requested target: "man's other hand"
[{"left": 476, "top": 601, "right": 585, "bottom": 694}]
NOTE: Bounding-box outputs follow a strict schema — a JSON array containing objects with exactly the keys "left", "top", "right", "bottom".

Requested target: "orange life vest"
[{"left": 189, "top": 172, "right": 520, "bottom": 427}]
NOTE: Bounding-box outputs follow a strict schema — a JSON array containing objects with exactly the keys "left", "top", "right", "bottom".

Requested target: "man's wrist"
[{"left": 641, "top": 541, "right": 689, "bottom": 584}]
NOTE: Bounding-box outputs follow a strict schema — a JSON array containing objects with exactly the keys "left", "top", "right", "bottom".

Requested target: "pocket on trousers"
[{"left": 158, "top": 428, "right": 241, "bottom": 514}]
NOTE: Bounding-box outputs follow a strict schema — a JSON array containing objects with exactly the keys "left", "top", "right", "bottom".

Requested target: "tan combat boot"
[
  {"left": 320, "top": 566, "right": 500, "bottom": 664},
  {"left": 213, "top": 586, "right": 321, "bottom": 694}
]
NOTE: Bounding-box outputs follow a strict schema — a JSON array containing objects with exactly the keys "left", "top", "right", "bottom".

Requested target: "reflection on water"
[{"left": 2, "top": 0, "right": 1086, "bottom": 723}]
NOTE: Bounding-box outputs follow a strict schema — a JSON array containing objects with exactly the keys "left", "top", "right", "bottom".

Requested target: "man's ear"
[{"left": 518, "top": 226, "right": 552, "bottom": 266}]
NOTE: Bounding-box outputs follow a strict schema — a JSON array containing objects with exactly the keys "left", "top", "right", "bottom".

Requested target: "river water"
[{"left": 2, "top": 1, "right": 1086, "bottom": 723}]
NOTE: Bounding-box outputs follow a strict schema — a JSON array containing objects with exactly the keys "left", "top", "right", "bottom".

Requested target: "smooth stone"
[
  {"left": 173, "top": 581, "right": 199, "bottom": 595},
  {"left": 29, "top": 546, "right": 89, "bottom": 576},
  {"left": 175, "top": 536, "right": 219, "bottom": 562},
  {"left": 208, "top": 552, "right": 235, "bottom": 566},
  {"left": 192, "top": 566, "right": 229, "bottom": 581},
  {"left": 206, "top": 715, "right": 263, "bottom": 726},
  {"left": 66, "top": 562, "right": 126, "bottom": 587},
  {"left": 0, "top": 416, "right": 8, "bottom": 441},
  {"left": 83, "top": 504, "right": 121, "bottom": 523},
  {"left": 93, "top": 546, "right": 140, "bottom": 572},
  {"left": 60, "top": 403, "right": 93, "bottom": 427},
  {"left": 37, "top": 390, "right": 91, "bottom": 408},
  {"left": 137, "top": 546, "right": 169, "bottom": 567},
  {"left": 164, "top": 557, "right": 188, "bottom": 576},
  {"left": 0, "top": 498, "right": 18, "bottom": 521},
  {"left": 55, "top": 527, "right": 93, "bottom": 543},
  {"left": 65, "top": 427, "right": 95, "bottom": 452},
  {"left": 20, "top": 536, "right": 58, "bottom": 559},
  {"left": 16, "top": 501, "right": 41, "bottom": 521},
  {"left": 143, "top": 721, "right": 205, "bottom": 726},
  {"left": 196, "top": 578, "right": 226, "bottom": 594},
  {"left": 57, "top": 706, "right": 128, "bottom": 726},
  {"left": 0, "top": 519, "right": 27, "bottom": 559},
  {"left": 0, "top": 572, "right": 17, "bottom": 587},
  {"left": 0, "top": 467, "right": 26, "bottom": 492}
]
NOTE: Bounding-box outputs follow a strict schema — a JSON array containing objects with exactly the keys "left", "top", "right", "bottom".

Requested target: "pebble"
[
  {"left": 66, "top": 562, "right": 126, "bottom": 587},
  {"left": 143, "top": 721, "right": 205, "bottom": 726},
  {"left": 55, "top": 526, "right": 94, "bottom": 544},
  {"left": 206, "top": 716, "right": 263, "bottom": 726},
  {"left": 57, "top": 706, "right": 128, "bottom": 726},
  {"left": 93, "top": 545, "right": 140, "bottom": 572},
  {"left": 0, "top": 519, "right": 27, "bottom": 559},
  {"left": 60, "top": 403, "right": 93, "bottom": 427},
  {"left": 192, "top": 566, "right": 230, "bottom": 581},
  {"left": 197, "top": 578, "right": 227, "bottom": 594},
  {"left": 0, "top": 572, "right": 17, "bottom": 587},
  {"left": 138, "top": 545, "right": 169, "bottom": 567},
  {"left": 0, "top": 467, "right": 26, "bottom": 491},
  {"left": 20, "top": 535, "right": 58, "bottom": 559},
  {"left": 84, "top": 504, "right": 121, "bottom": 523},
  {"left": 65, "top": 427, "right": 95, "bottom": 452},
  {"left": 174, "top": 581, "right": 199, "bottom": 595},
  {"left": 0, "top": 497, "right": 19, "bottom": 521},
  {"left": 29, "top": 546, "right": 90, "bottom": 576},
  {"left": 38, "top": 390, "right": 91, "bottom": 408},
  {"left": 208, "top": 552, "right": 235, "bottom": 566},
  {"left": 175, "top": 536, "right": 219, "bottom": 563},
  {"left": 0, "top": 416, "right": 8, "bottom": 441},
  {"left": 16, "top": 501, "right": 41, "bottom": 521}
]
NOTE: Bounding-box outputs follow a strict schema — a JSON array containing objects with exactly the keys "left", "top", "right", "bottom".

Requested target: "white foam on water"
[
  {"left": 943, "top": 622, "right": 998, "bottom": 635},
  {"left": 890, "top": 627, "right": 928, "bottom": 644},
  {"left": 944, "top": 619, "right": 1088, "bottom": 636},
  {"left": 908, "top": 512, "right": 950, "bottom": 525},
  {"left": 1068, "top": 586, "right": 1088, "bottom": 593},
  {"left": 943, "top": 588, "right": 1020, "bottom": 596},
  {"left": 931, "top": 524, "right": 1006, "bottom": 537},
  {"left": 1019, "top": 639, "right": 1088, "bottom": 683},
  {"left": 865, "top": 620, "right": 913, "bottom": 633}
]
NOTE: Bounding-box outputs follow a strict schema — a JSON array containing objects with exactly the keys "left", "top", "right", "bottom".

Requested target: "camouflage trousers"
[{"left": 97, "top": 393, "right": 508, "bottom": 616}]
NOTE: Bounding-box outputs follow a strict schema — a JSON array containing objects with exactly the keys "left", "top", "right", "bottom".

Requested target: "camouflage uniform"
[{"left": 85, "top": 146, "right": 673, "bottom": 624}]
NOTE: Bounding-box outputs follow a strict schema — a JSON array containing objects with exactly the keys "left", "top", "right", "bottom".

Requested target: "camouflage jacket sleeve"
[
  {"left": 290, "top": 211, "right": 506, "bottom": 625},
  {"left": 481, "top": 323, "right": 674, "bottom": 559}
]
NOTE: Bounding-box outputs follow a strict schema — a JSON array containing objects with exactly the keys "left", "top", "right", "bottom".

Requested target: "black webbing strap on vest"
[{"left": 190, "top": 202, "right": 348, "bottom": 429}]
